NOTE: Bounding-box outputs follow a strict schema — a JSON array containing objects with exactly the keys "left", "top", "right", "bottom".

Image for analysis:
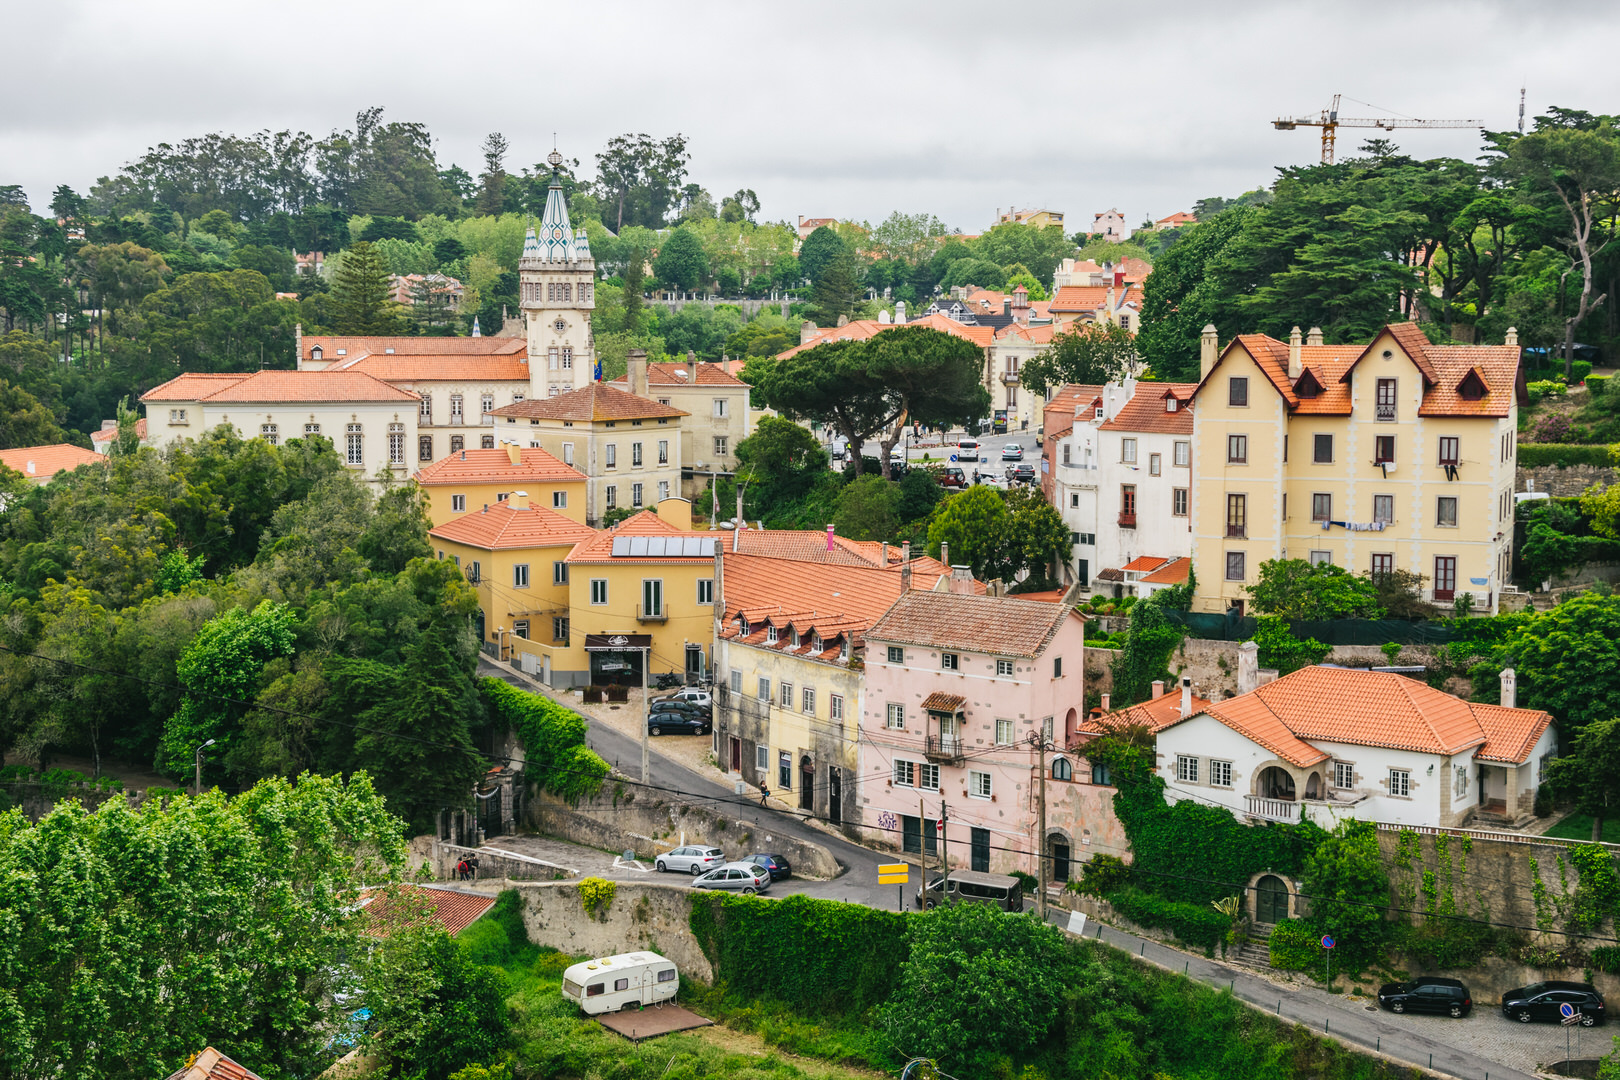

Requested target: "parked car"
[
  {"left": 746, "top": 853, "right": 792, "bottom": 881},
  {"left": 655, "top": 845, "right": 725, "bottom": 875},
  {"left": 939, "top": 466, "right": 967, "bottom": 491},
  {"left": 648, "top": 698, "right": 708, "bottom": 717},
  {"left": 648, "top": 712, "right": 708, "bottom": 736},
  {"left": 1001, "top": 443, "right": 1023, "bottom": 461},
  {"left": 1010, "top": 464, "right": 1036, "bottom": 484},
  {"left": 916, "top": 870, "right": 1024, "bottom": 911},
  {"left": 1377, "top": 977, "right": 1472, "bottom": 1018},
  {"left": 691, "top": 861, "right": 772, "bottom": 894},
  {"left": 652, "top": 687, "right": 712, "bottom": 708},
  {"left": 1502, "top": 981, "right": 1605, "bottom": 1025}
]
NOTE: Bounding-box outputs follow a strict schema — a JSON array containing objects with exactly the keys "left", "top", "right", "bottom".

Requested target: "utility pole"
[
  {"left": 640, "top": 645, "right": 650, "bottom": 782},
  {"left": 940, "top": 801, "right": 950, "bottom": 897},
  {"left": 194, "top": 738, "right": 215, "bottom": 798},
  {"left": 1030, "top": 729, "right": 1049, "bottom": 921},
  {"left": 919, "top": 796, "right": 929, "bottom": 908}
]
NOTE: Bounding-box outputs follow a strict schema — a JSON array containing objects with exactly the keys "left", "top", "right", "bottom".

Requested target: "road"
[
  {"left": 841, "top": 425, "right": 1043, "bottom": 475},
  {"left": 482, "top": 660, "right": 1541, "bottom": 1080}
]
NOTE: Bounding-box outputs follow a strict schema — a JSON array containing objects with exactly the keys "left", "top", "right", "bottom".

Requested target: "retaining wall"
[
  {"left": 505, "top": 880, "right": 714, "bottom": 983},
  {"left": 1517, "top": 464, "right": 1620, "bottom": 498}
]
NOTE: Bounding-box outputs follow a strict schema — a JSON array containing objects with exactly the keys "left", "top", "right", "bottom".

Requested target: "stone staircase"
[{"left": 1232, "top": 924, "right": 1273, "bottom": 969}]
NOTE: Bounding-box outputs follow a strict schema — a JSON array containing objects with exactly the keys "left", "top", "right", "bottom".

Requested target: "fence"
[{"left": 1167, "top": 610, "right": 1460, "bottom": 646}]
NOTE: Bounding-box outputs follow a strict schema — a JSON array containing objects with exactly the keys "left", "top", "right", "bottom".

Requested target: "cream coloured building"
[
  {"left": 414, "top": 444, "right": 588, "bottom": 526},
  {"left": 1188, "top": 323, "right": 1522, "bottom": 615},
  {"left": 609, "top": 356, "right": 753, "bottom": 498},
  {"left": 520, "top": 151, "right": 599, "bottom": 398},
  {"left": 140, "top": 370, "right": 420, "bottom": 483}
]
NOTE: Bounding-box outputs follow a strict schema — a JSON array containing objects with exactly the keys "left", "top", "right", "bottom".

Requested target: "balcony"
[
  {"left": 1118, "top": 512, "right": 1137, "bottom": 528},
  {"left": 924, "top": 735, "right": 965, "bottom": 766},
  {"left": 1375, "top": 404, "right": 1397, "bottom": 422},
  {"left": 1244, "top": 794, "right": 1298, "bottom": 823},
  {"left": 1226, "top": 525, "right": 1247, "bottom": 539},
  {"left": 1000, "top": 370, "right": 1020, "bottom": 385},
  {"left": 636, "top": 605, "right": 668, "bottom": 623}
]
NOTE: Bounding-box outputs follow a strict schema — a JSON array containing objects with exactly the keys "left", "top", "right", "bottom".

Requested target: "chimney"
[
  {"left": 1179, "top": 676, "right": 1193, "bottom": 718},
  {"left": 505, "top": 441, "right": 520, "bottom": 465},
  {"left": 949, "top": 565, "right": 974, "bottom": 594},
  {"left": 1237, "top": 640, "right": 1259, "bottom": 695},
  {"left": 1100, "top": 692, "right": 1111, "bottom": 714},
  {"left": 628, "top": 348, "right": 649, "bottom": 397},
  {"left": 294, "top": 322, "right": 303, "bottom": 369},
  {"left": 826, "top": 523, "right": 835, "bottom": 551},
  {"left": 880, "top": 541, "right": 889, "bottom": 566},
  {"left": 1306, "top": 326, "right": 1323, "bottom": 347},
  {"left": 1505, "top": 326, "right": 1519, "bottom": 348},
  {"left": 894, "top": 300, "right": 906, "bottom": 325},
  {"left": 939, "top": 541, "right": 949, "bottom": 568},
  {"left": 836, "top": 314, "right": 849, "bottom": 327},
  {"left": 1200, "top": 324, "right": 1219, "bottom": 379},
  {"left": 508, "top": 490, "right": 529, "bottom": 510},
  {"left": 800, "top": 319, "right": 817, "bottom": 345},
  {"left": 1500, "top": 667, "right": 1517, "bottom": 709},
  {"left": 1151, "top": 679, "right": 1165, "bottom": 699},
  {"left": 26, "top": 460, "right": 36, "bottom": 475},
  {"left": 687, "top": 350, "right": 698, "bottom": 385},
  {"left": 1288, "top": 326, "right": 1302, "bottom": 380},
  {"left": 901, "top": 541, "right": 912, "bottom": 591},
  {"left": 100, "top": 419, "right": 116, "bottom": 430}
]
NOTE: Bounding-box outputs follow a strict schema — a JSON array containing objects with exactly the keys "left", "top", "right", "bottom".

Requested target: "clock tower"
[{"left": 521, "top": 149, "right": 597, "bottom": 398}]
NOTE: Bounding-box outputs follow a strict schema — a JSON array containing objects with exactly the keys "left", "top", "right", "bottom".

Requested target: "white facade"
[
  {"left": 1094, "top": 382, "right": 1195, "bottom": 580},
  {"left": 1052, "top": 412, "right": 1101, "bottom": 587},
  {"left": 521, "top": 155, "right": 598, "bottom": 399},
  {"left": 146, "top": 399, "right": 418, "bottom": 483},
  {"left": 408, "top": 379, "right": 527, "bottom": 463}
]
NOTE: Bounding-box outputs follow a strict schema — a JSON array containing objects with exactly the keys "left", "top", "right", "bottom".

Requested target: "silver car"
[
  {"left": 655, "top": 845, "right": 725, "bottom": 875},
  {"left": 691, "top": 861, "right": 772, "bottom": 894},
  {"left": 652, "top": 687, "right": 712, "bottom": 709}
]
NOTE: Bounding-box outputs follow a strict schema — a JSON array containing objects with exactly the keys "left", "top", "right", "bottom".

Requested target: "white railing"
[{"left": 1244, "top": 795, "right": 1299, "bottom": 822}]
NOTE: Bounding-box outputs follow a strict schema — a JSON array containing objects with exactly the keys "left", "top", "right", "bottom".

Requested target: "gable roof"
[
  {"left": 164, "top": 1047, "right": 267, "bottom": 1080},
  {"left": 1138, "top": 556, "right": 1191, "bottom": 586},
  {"left": 1085, "top": 684, "right": 1212, "bottom": 737},
  {"left": 489, "top": 383, "right": 688, "bottom": 422},
  {"left": 723, "top": 530, "right": 972, "bottom": 589},
  {"left": 358, "top": 883, "right": 497, "bottom": 938},
  {"left": 719, "top": 554, "right": 915, "bottom": 659},
  {"left": 340, "top": 353, "right": 531, "bottom": 381},
  {"left": 90, "top": 418, "right": 147, "bottom": 447},
  {"left": 0, "top": 443, "right": 106, "bottom": 480},
  {"left": 867, "top": 590, "right": 1079, "bottom": 658},
  {"left": 774, "top": 313, "right": 994, "bottom": 359},
  {"left": 1098, "top": 382, "right": 1196, "bottom": 435},
  {"left": 141, "top": 372, "right": 251, "bottom": 401},
  {"left": 142, "top": 370, "right": 418, "bottom": 404},
  {"left": 302, "top": 336, "right": 526, "bottom": 362},
  {"left": 429, "top": 501, "right": 596, "bottom": 550},
  {"left": 415, "top": 447, "right": 584, "bottom": 487},
  {"left": 608, "top": 361, "right": 749, "bottom": 388},
  {"left": 564, "top": 511, "right": 716, "bottom": 564}
]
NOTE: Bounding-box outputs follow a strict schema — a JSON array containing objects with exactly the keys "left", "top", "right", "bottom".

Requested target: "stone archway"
[
  {"left": 1248, "top": 871, "right": 1299, "bottom": 924},
  {"left": 1046, "top": 828, "right": 1074, "bottom": 884},
  {"left": 1255, "top": 765, "right": 1297, "bottom": 801},
  {"left": 1305, "top": 770, "right": 1323, "bottom": 800}
]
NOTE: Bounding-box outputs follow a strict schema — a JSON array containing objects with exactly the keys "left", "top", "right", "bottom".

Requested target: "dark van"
[{"left": 916, "top": 870, "right": 1024, "bottom": 912}]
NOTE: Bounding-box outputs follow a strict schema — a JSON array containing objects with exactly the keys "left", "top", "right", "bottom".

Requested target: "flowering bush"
[{"left": 1530, "top": 412, "right": 1575, "bottom": 443}]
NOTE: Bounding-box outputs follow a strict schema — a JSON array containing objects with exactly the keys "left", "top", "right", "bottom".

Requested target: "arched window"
[{"left": 1052, "top": 757, "right": 1073, "bottom": 781}]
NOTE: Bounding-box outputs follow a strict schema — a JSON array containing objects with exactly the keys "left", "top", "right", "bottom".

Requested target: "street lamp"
[{"left": 194, "top": 739, "right": 216, "bottom": 797}]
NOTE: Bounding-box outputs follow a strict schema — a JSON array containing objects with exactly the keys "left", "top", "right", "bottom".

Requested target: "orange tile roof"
[
  {"left": 867, "top": 590, "right": 1080, "bottom": 658},
  {"left": 1098, "top": 382, "right": 1196, "bottom": 434},
  {"left": 1121, "top": 555, "right": 1171, "bottom": 573},
  {"left": 359, "top": 883, "right": 497, "bottom": 938},
  {"left": 1156, "top": 212, "right": 1197, "bottom": 227},
  {"left": 1084, "top": 685, "right": 1212, "bottom": 737},
  {"left": 429, "top": 501, "right": 596, "bottom": 550},
  {"left": 415, "top": 447, "right": 584, "bottom": 487},
  {"left": 775, "top": 315, "right": 993, "bottom": 359},
  {"left": 1416, "top": 347, "right": 1522, "bottom": 418},
  {"left": 565, "top": 511, "right": 716, "bottom": 563},
  {"left": 996, "top": 322, "right": 1059, "bottom": 345},
  {"left": 164, "top": 1047, "right": 267, "bottom": 1080},
  {"left": 1011, "top": 588, "right": 1067, "bottom": 604},
  {"left": 490, "top": 383, "right": 687, "bottom": 422},
  {"left": 922, "top": 691, "right": 967, "bottom": 712},
  {"left": 1049, "top": 285, "right": 1113, "bottom": 312},
  {"left": 303, "top": 336, "right": 526, "bottom": 362},
  {"left": 720, "top": 553, "right": 915, "bottom": 653},
  {"left": 608, "top": 361, "right": 749, "bottom": 387},
  {"left": 0, "top": 443, "right": 106, "bottom": 480},
  {"left": 1472, "top": 703, "right": 1555, "bottom": 764},
  {"left": 719, "top": 532, "right": 980, "bottom": 592},
  {"left": 1041, "top": 384, "right": 1106, "bottom": 444},
  {"left": 343, "top": 354, "right": 531, "bottom": 381},
  {"left": 90, "top": 418, "right": 146, "bottom": 446},
  {"left": 141, "top": 372, "right": 250, "bottom": 401},
  {"left": 1138, "top": 557, "right": 1191, "bottom": 586}
]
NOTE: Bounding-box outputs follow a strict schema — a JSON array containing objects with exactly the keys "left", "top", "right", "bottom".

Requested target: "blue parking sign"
[
  {"left": 1561, "top": 1002, "right": 1577, "bottom": 1019},
  {"left": 1320, "top": 935, "right": 1335, "bottom": 949}
]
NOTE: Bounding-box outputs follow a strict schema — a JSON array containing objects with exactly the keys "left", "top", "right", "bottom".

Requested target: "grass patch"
[{"left": 1543, "top": 813, "right": 1620, "bottom": 843}]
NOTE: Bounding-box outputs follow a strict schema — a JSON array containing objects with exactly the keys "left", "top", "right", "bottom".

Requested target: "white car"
[
  {"left": 655, "top": 845, "right": 725, "bottom": 875},
  {"left": 652, "top": 687, "right": 712, "bottom": 708}
]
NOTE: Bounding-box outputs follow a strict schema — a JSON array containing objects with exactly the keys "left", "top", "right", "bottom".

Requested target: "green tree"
[
  {"left": 734, "top": 415, "right": 832, "bottom": 516},
  {"left": 1547, "top": 716, "right": 1620, "bottom": 841},
  {"left": 120, "top": 269, "right": 300, "bottom": 374},
  {"left": 927, "top": 486, "right": 1011, "bottom": 580},
  {"left": 1017, "top": 322, "right": 1138, "bottom": 396},
  {"left": 808, "top": 248, "right": 863, "bottom": 326},
  {"left": 1299, "top": 820, "right": 1390, "bottom": 971},
  {"left": 1003, "top": 265, "right": 1048, "bottom": 301},
  {"left": 1254, "top": 615, "right": 1331, "bottom": 676},
  {"left": 331, "top": 240, "right": 402, "bottom": 334},
  {"left": 1245, "top": 558, "right": 1383, "bottom": 620},
  {"left": 0, "top": 773, "right": 407, "bottom": 1080},
  {"left": 797, "top": 225, "right": 849, "bottom": 286},
  {"left": 1111, "top": 591, "right": 1185, "bottom": 704},
  {"left": 592, "top": 133, "right": 690, "bottom": 230},
  {"left": 1135, "top": 206, "right": 1258, "bottom": 382},
  {"left": 1489, "top": 592, "right": 1620, "bottom": 734},
  {"left": 833, "top": 475, "right": 902, "bottom": 541},
  {"left": 969, "top": 222, "right": 1075, "bottom": 284},
  {"left": 475, "top": 131, "right": 509, "bottom": 217},
  {"left": 0, "top": 378, "right": 67, "bottom": 449},
  {"left": 653, "top": 228, "right": 709, "bottom": 292},
  {"left": 939, "top": 257, "right": 1006, "bottom": 291},
  {"left": 1003, "top": 487, "right": 1069, "bottom": 590}
]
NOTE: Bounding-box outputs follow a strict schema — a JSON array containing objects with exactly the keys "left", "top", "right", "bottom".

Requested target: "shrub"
[
  {"left": 1588, "top": 374, "right": 1610, "bottom": 397},
  {"left": 1573, "top": 359, "right": 1594, "bottom": 384},
  {"left": 1072, "top": 854, "right": 1130, "bottom": 896},
  {"left": 480, "top": 677, "right": 608, "bottom": 801},
  {"left": 1010, "top": 869, "right": 1039, "bottom": 895},
  {"left": 1531, "top": 412, "right": 1576, "bottom": 443},
  {"left": 1516, "top": 443, "right": 1617, "bottom": 468},
  {"left": 1268, "top": 918, "right": 1324, "bottom": 974},
  {"left": 1528, "top": 378, "right": 1568, "bottom": 403},
  {"left": 1535, "top": 783, "right": 1555, "bottom": 817},
  {"left": 1105, "top": 885, "right": 1231, "bottom": 952},
  {"left": 578, "top": 876, "right": 617, "bottom": 918}
]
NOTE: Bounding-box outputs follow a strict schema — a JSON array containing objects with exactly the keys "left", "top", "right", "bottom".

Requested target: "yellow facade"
[
  {"left": 493, "top": 413, "right": 684, "bottom": 527},
  {"left": 431, "top": 532, "right": 575, "bottom": 650},
  {"left": 421, "top": 474, "right": 587, "bottom": 527},
  {"left": 1190, "top": 326, "right": 1518, "bottom": 615}
]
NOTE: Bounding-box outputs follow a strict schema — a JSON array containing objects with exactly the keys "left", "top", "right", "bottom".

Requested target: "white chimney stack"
[
  {"left": 1288, "top": 326, "right": 1303, "bottom": 380},
  {"left": 1200, "top": 325, "right": 1219, "bottom": 379},
  {"left": 1179, "top": 676, "right": 1193, "bottom": 718},
  {"left": 1500, "top": 667, "right": 1517, "bottom": 709},
  {"left": 1237, "top": 640, "right": 1260, "bottom": 696}
]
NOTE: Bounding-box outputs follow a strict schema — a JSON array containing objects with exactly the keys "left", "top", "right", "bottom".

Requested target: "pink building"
[{"left": 858, "top": 582, "right": 1087, "bottom": 883}]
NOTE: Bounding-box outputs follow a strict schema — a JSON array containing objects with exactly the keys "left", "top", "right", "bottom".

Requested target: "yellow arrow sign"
[
  {"left": 878, "top": 863, "right": 909, "bottom": 875},
  {"left": 878, "top": 874, "right": 909, "bottom": 885}
]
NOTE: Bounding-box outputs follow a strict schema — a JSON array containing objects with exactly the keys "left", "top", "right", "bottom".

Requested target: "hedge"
[
  {"left": 1268, "top": 918, "right": 1324, "bottom": 975},
  {"left": 1516, "top": 443, "right": 1618, "bottom": 468},
  {"left": 479, "top": 677, "right": 608, "bottom": 801},
  {"left": 1589, "top": 374, "right": 1610, "bottom": 397},
  {"left": 689, "top": 892, "right": 907, "bottom": 1015},
  {"left": 1105, "top": 886, "right": 1230, "bottom": 952}
]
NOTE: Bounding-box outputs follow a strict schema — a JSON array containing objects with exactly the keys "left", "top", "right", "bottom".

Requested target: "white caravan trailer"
[{"left": 560, "top": 951, "right": 680, "bottom": 1015}]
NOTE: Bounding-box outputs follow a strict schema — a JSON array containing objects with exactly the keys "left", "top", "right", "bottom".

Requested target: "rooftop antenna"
[{"left": 1518, "top": 84, "right": 1526, "bottom": 135}]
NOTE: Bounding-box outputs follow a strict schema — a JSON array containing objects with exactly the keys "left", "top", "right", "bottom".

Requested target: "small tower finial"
[{"left": 547, "top": 135, "right": 562, "bottom": 173}]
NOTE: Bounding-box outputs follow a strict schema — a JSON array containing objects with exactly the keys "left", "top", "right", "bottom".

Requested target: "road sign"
[
  {"left": 878, "top": 862, "right": 909, "bottom": 885},
  {"left": 1563, "top": 1014, "right": 1582, "bottom": 1026},
  {"left": 1561, "top": 1002, "right": 1577, "bottom": 1019},
  {"left": 1320, "top": 935, "right": 1336, "bottom": 950},
  {"left": 949, "top": 454, "right": 958, "bottom": 462}
]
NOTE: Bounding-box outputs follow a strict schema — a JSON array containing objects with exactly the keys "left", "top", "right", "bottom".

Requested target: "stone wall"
[
  {"left": 505, "top": 880, "right": 715, "bottom": 983},
  {"left": 1517, "top": 464, "right": 1620, "bottom": 498},
  {"left": 526, "top": 786, "right": 841, "bottom": 879},
  {"left": 1169, "top": 638, "right": 1452, "bottom": 702}
]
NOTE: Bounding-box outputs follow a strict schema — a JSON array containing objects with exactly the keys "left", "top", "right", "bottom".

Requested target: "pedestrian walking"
[{"left": 759, "top": 782, "right": 770, "bottom": 806}]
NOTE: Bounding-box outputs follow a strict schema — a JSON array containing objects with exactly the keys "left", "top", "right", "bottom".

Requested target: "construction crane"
[{"left": 1273, "top": 94, "right": 1483, "bottom": 165}]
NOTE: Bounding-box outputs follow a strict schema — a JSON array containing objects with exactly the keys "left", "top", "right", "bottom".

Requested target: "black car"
[
  {"left": 648, "top": 712, "right": 708, "bottom": 736},
  {"left": 1011, "top": 464, "right": 1036, "bottom": 484},
  {"left": 1377, "top": 977, "right": 1472, "bottom": 1018},
  {"left": 1502, "top": 981, "right": 1605, "bottom": 1025},
  {"left": 747, "top": 853, "right": 792, "bottom": 881},
  {"left": 649, "top": 699, "right": 708, "bottom": 718}
]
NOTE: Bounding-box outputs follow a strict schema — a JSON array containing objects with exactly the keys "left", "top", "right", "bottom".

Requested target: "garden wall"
[
  {"left": 525, "top": 786, "right": 841, "bottom": 879},
  {"left": 1171, "top": 639, "right": 1451, "bottom": 702},
  {"left": 505, "top": 880, "right": 714, "bottom": 983},
  {"left": 1517, "top": 463, "right": 1620, "bottom": 498}
]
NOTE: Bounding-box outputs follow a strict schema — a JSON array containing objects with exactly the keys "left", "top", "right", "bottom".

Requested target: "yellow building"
[
  {"left": 609, "top": 355, "right": 754, "bottom": 499},
  {"left": 1189, "top": 322, "right": 1521, "bottom": 615},
  {"left": 414, "top": 444, "right": 588, "bottom": 527},
  {"left": 427, "top": 490, "right": 596, "bottom": 659}
]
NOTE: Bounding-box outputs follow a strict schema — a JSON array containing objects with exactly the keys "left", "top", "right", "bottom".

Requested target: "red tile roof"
[
  {"left": 867, "top": 590, "right": 1081, "bottom": 658},
  {"left": 1097, "top": 382, "right": 1196, "bottom": 434},
  {"left": 490, "top": 383, "right": 688, "bottom": 422},
  {"left": 164, "top": 1047, "right": 267, "bottom": 1080},
  {"left": 0, "top": 443, "right": 106, "bottom": 481},
  {"left": 1048, "top": 285, "right": 1114, "bottom": 312},
  {"left": 141, "top": 372, "right": 251, "bottom": 401},
  {"left": 565, "top": 511, "right": 716, "bottom": 563},
  {"left": 774, "top": 314, "right": 993, "bottom": 359},
  {"left": 1084, "top": 685, "right": 1212, "bottom": 737},
  {"left": 1472, "top": 703, "right": 1555, "bottom": 764},
  {"left": 303, "top": 336, "right": 526, "bottom": 362},
  {"left": 922, "top": 692, "right": 967, "bottom": 712},
  {"left": 429, "top": 501, "right": 596, "bottom": 550},
  {"left": 1121, "top": 555, "right": 1171, "bottom": 573},
  {"left": 720, "top": 553, "right": 919, "bottom": 656},
  {"left": 1156, "top": 212, "right": 1198, "bottom": 227},
  {"left": 90, "top": 418, "right": 147, "bottom": 446},
  {"left": 1138, "top": 557, "right": 1191, "bottom": 586},
  {"left": 358, "top": 883, "right": 497, "bottom": 938},
  {"left": 608, "top": 361, "right": 749, "bottom": 387},
  {"left": 996, "top": 322, "right": 1059, "bottom": 345},
  {"left": 142, "top": 370, "right": 419, "bottom": 404},
  {"left": 1011, "top": 588, "right": 1067, "bottom": 603},
  {"left": 415, "top": 447, "right": 584, "bottom": 487},
  {"left": 342, "top": 354, "right": 531, "bottom": 381}
]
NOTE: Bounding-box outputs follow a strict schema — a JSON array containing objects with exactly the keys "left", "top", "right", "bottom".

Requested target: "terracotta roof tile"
[
  {"left": 1049, "top": 285, "right": 1113, "bottom": 312},
  {"left": 342, "top": 354, "right": 530, "bottom": 381},
  {"left": 1138, "top": 557, "right": 1191, "bottom": 586},
  {"left": 867, "top": 591, "right": 1080, "bottom": 658},
  {"left": 415, "top": 447, "right": 584, "bottom": 487},
  {"left": 996, "top": 322, "right": 1059, "bottom": 344},
  {"left": 1097, "top": 382, "right": 1196, "bottom": 434},
  {"left": 0, "top": 443, "right": 106, "bottom": 480},
  {"left": 774, "top": 314, "right": 993, "bottom": 359},
  {"left": 164, "top": 1047, "right": 268, "bottom": 1080},
  {"left": 429, "top": 501, "right": 596, "bottom": 550},
  {"left": 145, "top": 370, "right": 419, "bottom": 404},
  {"left": 1011, "top": 588, "right": 1067, "bottom": 603},
  {"left": 1084, "top": 685, "right": 1211, "bottom": 738},
  {"left": 359, "top": 883, "right": 497, "bottom": 938},
  {"left": 608, "top": 361, "right": 748, "bottom": 387},
  {"left": 490, "top": 383, "right": 687, "bottom": 422},
  {"left": 922, "top": 692, "right": 967, "bottom": 712},
  {"left": 90, "top": 418, "right": 146, "bottom": 446},
  {"left": 1472, "top": 703, "right": 1554, "bottom": 764},
  {"left": 1121, "top": 555, "right": 1171, "bottom": 573},
  {"left": 1417, "top": 346, "right": 1521, "bottom": 418},
  {"left": 720, "top": 553, "right": 923, "bottom": 650},
  {"left": 140, "top": 372, "right": 250, "bottom": 401},
  {"left": 565, "top": 511, "right": 716, "bottom": 563},
  {"left": 303, "top": 336, "right": 526, "bottom": 362}
]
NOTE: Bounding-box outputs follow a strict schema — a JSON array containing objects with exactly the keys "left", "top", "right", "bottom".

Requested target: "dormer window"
[
  {"left": 1294, "top": 369, "right": 1324, "bottom": 399},
  {"left": 791, "top": 629, "right": 801, "bottom": 647},
  {"left": 310, "top": 345, "right": 322, "bottom": 360},
  {"left": 1094, "top": 406, "right": 1103, "bottom": 419},
  {"left": 812, "top": 634, "right": 823, "bottom": 653},
  {"left": 1457, "top": 368, "right": 1489, "bottom": 401},
  {"left": 840, "top": 638, "right": 850, "bottom": 660},
  {"left": 1164, "top": 396, "right": 1177, "bottom": 412},
  {"left": 766, "top": 625, "right": 778, "bottom": 644},
  {"left": 736, "top": 617, "right": 747, "bottom": 635}
]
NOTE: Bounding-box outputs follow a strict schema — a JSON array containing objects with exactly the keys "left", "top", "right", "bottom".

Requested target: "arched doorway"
[
  {"left": 1255, "top": 874, "right": 1289, "bottom": 924},
  {"left": 799, "top": 755, "right": 814, "bottom": 811},
  {"left": 1257, "top": 766, "right": 1296, "bottom": 801},
  {"left": 1063, "top": 707, "right": 1079, "bottom": 748},
  {"left": 1047, "top": 831, "right": 1072, "bottom": 884},
  {"left": 1305, "top": 771, "right": 1323, "bottom": 800}
]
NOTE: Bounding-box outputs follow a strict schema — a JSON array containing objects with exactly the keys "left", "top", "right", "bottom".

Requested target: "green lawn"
[{"left": 1542, "top": 814, "right": 1620, "bottom": 842}]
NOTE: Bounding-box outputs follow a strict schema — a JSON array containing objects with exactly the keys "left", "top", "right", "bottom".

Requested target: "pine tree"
[
  {"left": 476, "top": 131, "right": 508, "bottom": 217},
  {"left": 809, "top": 249, "right": 862, "bottom": 326},
  {"left": 331, "top": 241, "right": 401, "bottom": 334}
]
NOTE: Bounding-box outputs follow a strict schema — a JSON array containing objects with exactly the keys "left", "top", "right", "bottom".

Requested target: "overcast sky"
[{"left": 6, "top": 0, "right": 1619, "bottom": 233}]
